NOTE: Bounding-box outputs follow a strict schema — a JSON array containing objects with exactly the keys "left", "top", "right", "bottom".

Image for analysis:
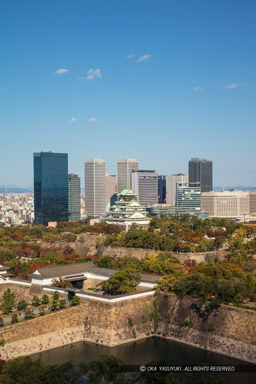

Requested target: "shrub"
[
  {"left": 52, "top": 291, "right": 59, "bottom": 300},
  {"left": 24, "top": 310, "right": 34, "bottom": 320},
  {"left": 59, "top": 299, "right": 66, "bottom": 309},
  {"left": 51, "top": 299, "right": 58, "bottom": 311},
  {"left": 11, "top": 314, "right": 18, "bottom": 323},
  {"left": 41, "top": 295, "right": 49, "bottom": 305},
  {"left": 70, "top": 296, "right": 80, "bottom": 306},
  {"left": 17, "top": 300, "right": 28, "bottom": 310},
  {"left": 32, "top": 296, "right": 41, "bottom": 307},
  {"left": 181, "top": 320, "right": 194, "bottom": 328},
  {"left": 128, "top": 318, "right": 134, "bottom": 327}
]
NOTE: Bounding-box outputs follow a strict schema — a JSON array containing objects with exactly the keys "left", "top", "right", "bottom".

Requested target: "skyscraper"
[
  {"left": 131, "top": 170, "right": 158, "bottom": 207},
  {"left": 84, "top": 158, "right": 106, "bottom": 217},
  {"left": 188, "top": 158, "right": 213, "bottom": 192},
  {"left": 68, "top": 174, "right": 81, "bottom": 222},
  {"left": 117, "top": 158, "right": 138, "bottom": 193},
  {"left": 34, "top": 152, "right": 68, "bottom": 225},
  {"left": 166, "top": 173, "right": 188, "bottom": 205},
  {"left": 158, "top": 176, "right": 166, "bottom": 204}
]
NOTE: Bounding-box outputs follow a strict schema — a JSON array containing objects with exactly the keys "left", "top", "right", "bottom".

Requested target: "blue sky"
[{"left": 0, "top": 0, "right": 255, "bottom": 187}]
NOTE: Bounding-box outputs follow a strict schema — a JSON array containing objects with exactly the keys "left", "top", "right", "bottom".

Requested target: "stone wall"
[
  {"left": 0, "top": 292, "right": 255, "bottom": 363},
  {"left": 97, "top": 245, "right": 225, "bottom": 263},
  {"left": 40, "top": 234, "right": 104, "bottom": 256},
  {"left": 0, "top": 283, "right": 39, "bottom": 306},
  {"left": 0, "top": 283, "right": 67, "bottom": 306}
]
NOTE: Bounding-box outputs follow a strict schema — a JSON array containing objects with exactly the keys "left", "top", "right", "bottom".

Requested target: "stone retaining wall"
[
  {"left": 97, "top": 245, "right": 225, "bottom": 263},
  {"left": 0, "top": 293, "right": 255, "bottom": 363}
]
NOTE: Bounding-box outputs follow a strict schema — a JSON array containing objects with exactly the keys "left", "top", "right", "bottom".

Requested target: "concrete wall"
[{"left": 0, "top": 292, "right": 255, "bottom": 363}]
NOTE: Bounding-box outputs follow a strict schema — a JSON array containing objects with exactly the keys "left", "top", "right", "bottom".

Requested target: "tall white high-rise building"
[
  {"left": 117, "top": 158, "right": 139, "bottom": 193},
  {"left": 166, "top": 173, "right": 188, "bottom": 205},
  {"left": 131, "top": 170, "right": 158, "bottom": 207},
  {"left": 84, "top": 159, "right": 106, "bottom": 217}
]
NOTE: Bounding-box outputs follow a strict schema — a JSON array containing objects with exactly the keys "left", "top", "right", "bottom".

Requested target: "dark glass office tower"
[
  {"left": 34, "top": 152, "right": 68, "bottom": 225},
  {"left": 68, "top": 173, "right": 81, "bottom": 222},
  {"left": 158, "top": 176, "right": 166, "bottom": 204},
  {"left": 188, "top": 158, "right": 213, "bottom": 192}
]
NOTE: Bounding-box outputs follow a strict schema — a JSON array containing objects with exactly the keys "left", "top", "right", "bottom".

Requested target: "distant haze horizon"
[{"left": 1, "top": 184, "right": 256, "bottom": 194}]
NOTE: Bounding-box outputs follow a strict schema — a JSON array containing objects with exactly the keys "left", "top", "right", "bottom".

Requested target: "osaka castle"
[{"left": 106, "top": 189, "right": 151, "bottom": 227}]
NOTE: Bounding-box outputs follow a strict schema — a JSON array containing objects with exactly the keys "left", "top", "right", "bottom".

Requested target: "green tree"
[
  {"left": 0, "top": 249, "right": 19, "bottom": 261},
  {"left": 17, "top": 300, "right": 28, "bottom": 310},
  {"left": 0, "top": 318, "right": 4, "bottom": 327},
  {"left": 0, "top": 357, "right": 78, "bottom": 384},
  {"left": 32, "top": 296, "right": 41, "bottom": 307},
  {"left": 24, "top": 310, "right": 34, "bottom": 320},
  {"left": 104, "top": 268, "right": 140, "bottom": 295},
  {"left": 70, "top": 296, "right": 80, "bottom": 306},
  {"left": 51, "top": 299, "right": 58, "bottom": 311},
  {"left": 59, "top": 299, "right": 66, "bottom": 309},
  {"left": 79, "top": 355, "right": 123, "bottom": 384},
  {"left": 174, "top": 272, "right": 214, "bottom": 301},
  {"left": 39, "top": 308, "right": 45, "bottom": 316},
  {"left": 52, "top": 291, "right": 59, "bottom": 300},
  {"left": 41, "top": 294, "right": 49, "bottom": 305},
  {"left": 11, "top": 314, "right": 18, "bottom": 324},
  {"left": 2, "top": 288, "right": 15, "bottom": 314}
]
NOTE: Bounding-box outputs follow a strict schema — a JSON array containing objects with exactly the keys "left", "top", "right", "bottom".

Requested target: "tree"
[
  {"left": 32, "top": 296, "right": 41, "bottom": 307},
  {"left": 11, "top": 314, "right": 18, "bottom": 324},
  {"left": 17, "top": 300, "right": 28, "bottom": 310},
  {"left": 0, "top": 357, "right": 78, "bottom": 384},
  {"left": 24, "top": 310, "right": 34, "bottom": 320},
  {"left": 39, "top": 308, "right": 45, "bottom": 316},
  {"left": 0, "top": 249, "right": 19, "bottom": 261},
  {"left": 174, "top": 272, "right": 214, "bottom": 301},
  {"left": 0, "top": 318, "right": 4, "bottom": 328},
  {"left": 51, "top": 299, "right": 58, "bottom": 311},
  {"left": 41, "top": 294, "right": 49, "bottom": 305},
  {"left": 2, "top": 288, "right": 15, "bottom": 314},
  {"left": 59, "top": 299, "right": 66, "bottom": 309},
  {"left": 104, "top": 268, "right": 140, "bottom": 295},
  {"left": 70, "top": 296, "right": 80, "bottom": 306},
  {"left": 79, "top": 355, "right": 123, "bottom": 384},
  {"left": 52, "top": 291, "right": 59, "bottom": 300}
]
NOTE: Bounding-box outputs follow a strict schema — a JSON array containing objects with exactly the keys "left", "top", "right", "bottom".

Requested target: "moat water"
[{"left": 31, "top": 337, "right": 255, "bottom": 384}]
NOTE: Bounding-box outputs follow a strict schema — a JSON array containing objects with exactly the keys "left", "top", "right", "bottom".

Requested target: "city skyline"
[{"left": 1, "top": 0, "right": 256, "bottom": 187}]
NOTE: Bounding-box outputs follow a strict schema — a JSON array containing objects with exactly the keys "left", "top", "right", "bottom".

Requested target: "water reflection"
[{"left": 31, "top": 337, "right": 255, "bottom": 384}]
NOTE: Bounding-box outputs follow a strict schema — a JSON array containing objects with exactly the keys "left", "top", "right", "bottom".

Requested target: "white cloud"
[
  {"left": 86, "top": 68, "right": 102, "bottom": 80},
  {"left": 193, "top": 86, "right": 204, "bottom": 93},
  {"left": 69, "top": 117, "right": 77, "bottom": 123},
  {"left": 222, "top": 82, "right": 248, "bottom": 89},
  {"left": 124, "top": 54, "right": 134, "bottom": 59},
  {"left": 88, "top": 117, "right": 96, "bottom": 122},
  {"left": 137, "top": 54, "right": 152, "bottom": 62},
  {"left": 55, "top": 68, "right": 69, "bottom": 75}
]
